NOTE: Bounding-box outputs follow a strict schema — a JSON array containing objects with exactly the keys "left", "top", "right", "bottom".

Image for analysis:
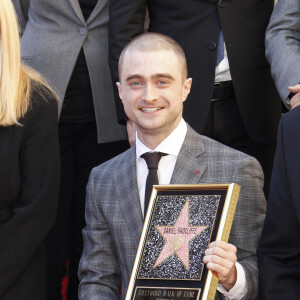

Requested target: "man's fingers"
[
  {"left": 205, "top": 261, "right": 236, "bottom": 286},
  {"left": 207, "top": 241, "right": 237, "bottom": 253},
  {"left": 205, "top": 246, "right": 236, "bottom": 262},
  {"left": 288, "top": 84, "right": 300, "bottom": 93},
  {"left": 203, "top": 254, "right": 236, "bottom": 269},
  {"left": 290, "top": 93, "right": 300, "bottom": 109},
  {"left": 203, "top": 240, "right": 237, "bottom": 289}
]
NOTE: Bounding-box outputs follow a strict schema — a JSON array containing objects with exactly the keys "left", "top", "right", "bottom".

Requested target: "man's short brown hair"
[{"left": 118, "top": 32, "right": 188, "bottom": 80}]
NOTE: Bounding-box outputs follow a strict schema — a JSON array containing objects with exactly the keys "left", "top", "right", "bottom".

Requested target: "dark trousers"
[
  {"left": 46, "top": 122, "right": 129, "bottom": 300},
  {"left": 203, "top": 85, "right": 275, "bottom": 198}
]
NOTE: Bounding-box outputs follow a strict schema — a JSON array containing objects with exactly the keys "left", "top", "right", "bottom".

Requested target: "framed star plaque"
[{"left": 125, "top": 183, "right": 240, "bottom": 300}]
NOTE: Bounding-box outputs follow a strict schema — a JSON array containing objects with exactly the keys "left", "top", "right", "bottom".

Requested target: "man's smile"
[{"left": 140, "top": 107, "right": 163, "bottom": 112}]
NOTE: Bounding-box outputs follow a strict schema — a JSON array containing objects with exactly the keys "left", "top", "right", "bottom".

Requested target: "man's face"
[{"left": 117, "top": 49, "right": 192, "bottom": 141}]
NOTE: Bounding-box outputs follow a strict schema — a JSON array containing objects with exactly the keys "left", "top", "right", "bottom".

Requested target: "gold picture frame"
[{"left": 126, "top": 183, "right": 240, "bottom": 300}]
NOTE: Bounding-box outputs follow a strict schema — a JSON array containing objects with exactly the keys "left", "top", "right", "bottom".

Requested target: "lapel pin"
[{"left": 194, "top": 169, "right": 200, "bottom": 174}]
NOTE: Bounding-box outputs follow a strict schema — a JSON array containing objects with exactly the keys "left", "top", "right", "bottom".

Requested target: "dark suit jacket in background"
[
  {"left": 0, "top": 88, "right": 60, "bottom": 300},
  {"left": 78, "top": 125, "right": 266, "bottom": 300},
  {"left": 258, "top": 107, "right": 300, "bottom": 299},
  {"left": 109, "top": 0, "right": 281, "bottom": 144}
]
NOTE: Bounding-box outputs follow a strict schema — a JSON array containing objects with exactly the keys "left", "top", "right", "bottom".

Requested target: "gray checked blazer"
[
  {"left": 12, "top": 0, "right": 127, "bottom": 143},
  {"left": 78, "top": 125, "right": 266, "bottom": 300},
  {"left": 265, "top": 0, "right": 300, "bottom": 107}
]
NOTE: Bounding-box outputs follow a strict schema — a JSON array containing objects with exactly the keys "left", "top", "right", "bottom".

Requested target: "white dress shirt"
[
  {"left": 215, "top": 43, "right": 232, "bottom": 83},
  {"left": 135, "top": 118, "right": 246, "bottom": 299},
  {"left": 136, "top": 118, "right": 187, "bottom": 214}
]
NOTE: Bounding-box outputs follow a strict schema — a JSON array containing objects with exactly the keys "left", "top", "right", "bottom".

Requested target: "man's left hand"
[{"left": 203, "top": 240, "right": 237, "bottom": 291}]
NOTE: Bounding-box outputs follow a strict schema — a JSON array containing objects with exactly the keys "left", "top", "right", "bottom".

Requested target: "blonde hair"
[{"left": 0, "top": 0, "right": 57, "bottom": 126}]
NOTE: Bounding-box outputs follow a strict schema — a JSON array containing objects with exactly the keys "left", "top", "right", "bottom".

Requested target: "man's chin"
[{"left": 137, "top": 120, "right": 164, "bottom": 131}]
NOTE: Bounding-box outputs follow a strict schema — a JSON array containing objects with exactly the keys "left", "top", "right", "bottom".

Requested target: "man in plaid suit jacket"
[{"left": 78, "top": 33, "right": 266, "bottom": 300}]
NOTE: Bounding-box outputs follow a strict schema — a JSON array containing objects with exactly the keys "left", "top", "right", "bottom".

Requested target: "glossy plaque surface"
[{"left": 125, "top": 184, "right": 240, "bottom": 300}]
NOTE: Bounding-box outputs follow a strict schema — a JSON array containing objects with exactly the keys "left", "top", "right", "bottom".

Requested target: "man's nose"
[{"left": 143, "top": 84, "right": 157, "bottom": 102}]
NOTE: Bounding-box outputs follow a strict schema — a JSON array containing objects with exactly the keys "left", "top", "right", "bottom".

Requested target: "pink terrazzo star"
[{"left": 153, "top": 198, "right": 207, "bottom": 270}]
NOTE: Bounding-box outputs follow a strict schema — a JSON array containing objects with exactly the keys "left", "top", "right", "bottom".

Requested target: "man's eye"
[
  {"left": 158, "top": 80, "right": 167, "bottom": 85},
  {"left": 130, "top": 81, "right": 141, "bottom": 86}
]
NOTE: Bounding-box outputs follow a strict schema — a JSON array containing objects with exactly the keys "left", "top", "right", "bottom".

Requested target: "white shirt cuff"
[{"left": 216, "top": 262, "right": 247, "bottom": 300}]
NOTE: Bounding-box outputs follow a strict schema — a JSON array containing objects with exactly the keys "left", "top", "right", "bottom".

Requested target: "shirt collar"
[{"left": 136, "top": 118, "right": 187, "bottom": 160}]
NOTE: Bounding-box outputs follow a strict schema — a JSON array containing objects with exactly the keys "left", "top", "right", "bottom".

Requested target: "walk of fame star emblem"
[{"left": 153, "top": 198, "right": 207, "bottom": 270}]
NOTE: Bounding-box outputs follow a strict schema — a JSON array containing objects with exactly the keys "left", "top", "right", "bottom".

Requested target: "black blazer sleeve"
[
  {"left": 108, "top": 0, "right": 147, "bottom": 123},
  {"left": 0, "top": 89, "right": 60, "bottom": 297},
  {"left": 258, "top": 107, "right": 300, "bottom": 299}
]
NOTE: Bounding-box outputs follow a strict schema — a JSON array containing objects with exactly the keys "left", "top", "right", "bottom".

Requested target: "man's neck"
[
  {"left": 137, "top": 134, "right": 165, "bottom": 150},
  {"left": 136, "top": 118, "right": 187, "bottom": 151},
  {"left": 136, "top": 116, "right": 185, "bottom": 149},
  {"left": 137, "top": 127, "right": 176, "bottom": 150}
]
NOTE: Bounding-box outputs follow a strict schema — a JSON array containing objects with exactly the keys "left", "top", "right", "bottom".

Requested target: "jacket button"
[
  {"left": 219, "top": 0, "right": 225, "bottom": 7},
  {"left": 208, "top": 42, "right": 217, "bottom": 50},
  {"left": 80, "top": 27, "right": 87, "bottom": 35}
]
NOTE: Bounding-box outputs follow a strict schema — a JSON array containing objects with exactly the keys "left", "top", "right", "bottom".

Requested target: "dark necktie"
[
  {"left": 141, "top": 152, "right": 167, "bottom": 218},
  {"left": 216, "top": 30, "right": 224, "bottom": 65}
]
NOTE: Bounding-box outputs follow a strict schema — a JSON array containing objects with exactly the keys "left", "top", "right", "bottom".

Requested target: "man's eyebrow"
[
  {"left": 152, "top": 73, "right": 175, "bottom": 80},
  {"left": 125, "top": 73, "right": 175, "bottom": 82},
  {"left": 126, "top": 75, "right": 143, "bottom": 82}
]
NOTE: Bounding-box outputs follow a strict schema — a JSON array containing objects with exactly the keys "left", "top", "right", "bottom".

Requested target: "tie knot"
[{"left": 141, "top": 152, "right": 167, "bottom": 169}]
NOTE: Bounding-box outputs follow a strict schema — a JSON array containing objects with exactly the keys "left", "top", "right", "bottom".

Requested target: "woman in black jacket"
[{"left": 0, "top": 1, "right": 60, "bottom": 299}]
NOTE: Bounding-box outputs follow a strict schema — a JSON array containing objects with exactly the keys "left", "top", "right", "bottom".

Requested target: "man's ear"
[
  {"left": 116, "top": 82, "right": 123, "bottom": 101},
  {"left": 182, "top": 78, "right": 192, "bottom": 102}
]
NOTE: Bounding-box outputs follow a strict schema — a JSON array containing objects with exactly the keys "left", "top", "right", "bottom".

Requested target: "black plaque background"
[
  {"left": 130, "top": 188, "right": 228, "bottom": 300},
  {"left": 138, "top": 194, "right": 219, "bottom": 280},
  {"left": 134, "top": 287, "right": 200, "bottom": 300}
]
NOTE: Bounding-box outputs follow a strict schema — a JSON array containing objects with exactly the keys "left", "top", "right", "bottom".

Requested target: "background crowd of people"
[{"left": 0, "top": 0, "right": 299, "bottom": 299}]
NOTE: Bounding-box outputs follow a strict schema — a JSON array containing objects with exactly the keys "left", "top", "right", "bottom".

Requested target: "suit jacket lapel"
[
  {"left": 87, "top": 0, "right": 108, "bottom": 24},
  {"left": 171, "top": 125, "right": 207, "bottom": 184},
  {"left": 116, "top": 146, "right": 144, "bottom": 248},
  {"left": 116, "top": 126, "right": 207, "bottom": 248},
  {"left": 69, "top": 0, "right": 85, "bottom": 24}
]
